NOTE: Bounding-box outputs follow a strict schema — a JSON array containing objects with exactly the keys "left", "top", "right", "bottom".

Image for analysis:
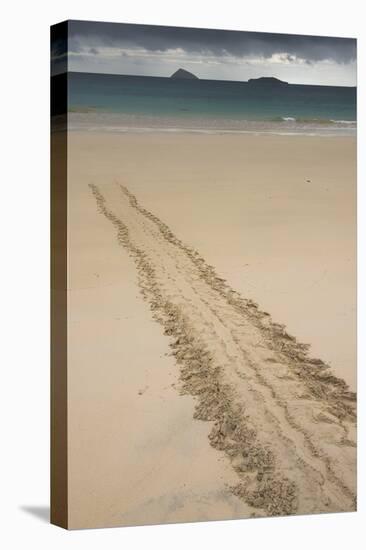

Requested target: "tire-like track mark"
[{"left": 89, "top": 182, "right": 356, "bottom": 518}]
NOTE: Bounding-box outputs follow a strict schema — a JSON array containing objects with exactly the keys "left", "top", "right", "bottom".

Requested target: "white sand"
[{"left": 67, "top": 131, "right": 356, "bottom": 528}]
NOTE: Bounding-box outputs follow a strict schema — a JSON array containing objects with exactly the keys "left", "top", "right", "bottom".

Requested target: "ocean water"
[{"left": 68, "top": 72, "right": 357, "bottom": 136}]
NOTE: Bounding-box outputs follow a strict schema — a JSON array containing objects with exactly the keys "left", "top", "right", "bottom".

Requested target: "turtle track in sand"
[{"left": 89, "top": 182, "right": 356, "bottom": 518}]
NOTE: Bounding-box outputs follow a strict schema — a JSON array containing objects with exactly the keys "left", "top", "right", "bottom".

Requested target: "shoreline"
[{"left": 67, "top": 112, "right": 357, "bottom": 138}]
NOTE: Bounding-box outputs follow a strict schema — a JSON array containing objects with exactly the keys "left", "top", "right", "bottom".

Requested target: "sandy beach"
[{"left": 67, "top": 131, "right": 356, "bottom": 528}]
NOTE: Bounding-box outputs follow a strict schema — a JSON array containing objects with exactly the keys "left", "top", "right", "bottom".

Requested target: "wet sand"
[{"left": 67, "top": 131, "right": 356, "bottom": 528}]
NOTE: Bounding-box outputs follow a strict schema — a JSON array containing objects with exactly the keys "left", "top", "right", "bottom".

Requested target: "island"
[
  {"left": 247, "top": 77, "right": 289, "bottom": 87},
  {"left": 170, "top": 68, "right": 199, "bottom": 80}
]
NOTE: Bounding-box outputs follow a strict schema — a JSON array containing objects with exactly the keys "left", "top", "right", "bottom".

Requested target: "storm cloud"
[
  {"left": 54, "top": 20, "right": 357, "bottom": 85},
  {"left": 68, "top": 20, "right": 356, "bottom": 63}
]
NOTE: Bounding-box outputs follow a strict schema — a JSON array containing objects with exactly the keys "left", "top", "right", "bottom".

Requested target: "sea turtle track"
[{"left": 89, "top": 181, "right": 356, "bottom": 518}]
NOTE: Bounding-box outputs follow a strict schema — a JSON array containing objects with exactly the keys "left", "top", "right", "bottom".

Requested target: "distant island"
[
  {"left": 170, "top": 71, "right": 290, "bottom": 86},
  {"left": 171, "top": 68, "right": 199, "bottom": 80},
  {"left": 247, "top": 77, "right": 289, "bottom": 86}
]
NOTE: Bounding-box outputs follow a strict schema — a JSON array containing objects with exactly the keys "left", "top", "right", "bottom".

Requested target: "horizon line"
[{"left": 61, "top": 70, "right": 357, "bottom": 88}]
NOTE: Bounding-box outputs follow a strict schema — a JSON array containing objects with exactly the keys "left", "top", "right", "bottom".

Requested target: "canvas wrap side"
[{"left": 50, "top": 20, "right": 68, "bottom": 530}]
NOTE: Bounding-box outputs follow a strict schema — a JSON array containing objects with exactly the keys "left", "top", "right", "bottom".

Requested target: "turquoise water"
[{"left": 68, "top": 72, "right": 356, "bottom": 134}]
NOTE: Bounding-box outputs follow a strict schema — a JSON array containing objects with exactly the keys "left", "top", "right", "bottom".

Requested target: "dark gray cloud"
[
  {"left": 68, "top": 20, "right": 356, "bottom": 64},
  {"left": 50, "top": 24, "right": 67, "bottom": 75}
]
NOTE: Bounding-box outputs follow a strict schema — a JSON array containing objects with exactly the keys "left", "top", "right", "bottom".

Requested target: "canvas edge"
[{"left": 50, "top": 20, "right": 69, "bottom": 530}]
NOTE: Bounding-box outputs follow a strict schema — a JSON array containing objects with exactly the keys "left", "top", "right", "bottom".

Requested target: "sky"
[{"left": 52, "top": 20, "right": 357, "bottom": 86}]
